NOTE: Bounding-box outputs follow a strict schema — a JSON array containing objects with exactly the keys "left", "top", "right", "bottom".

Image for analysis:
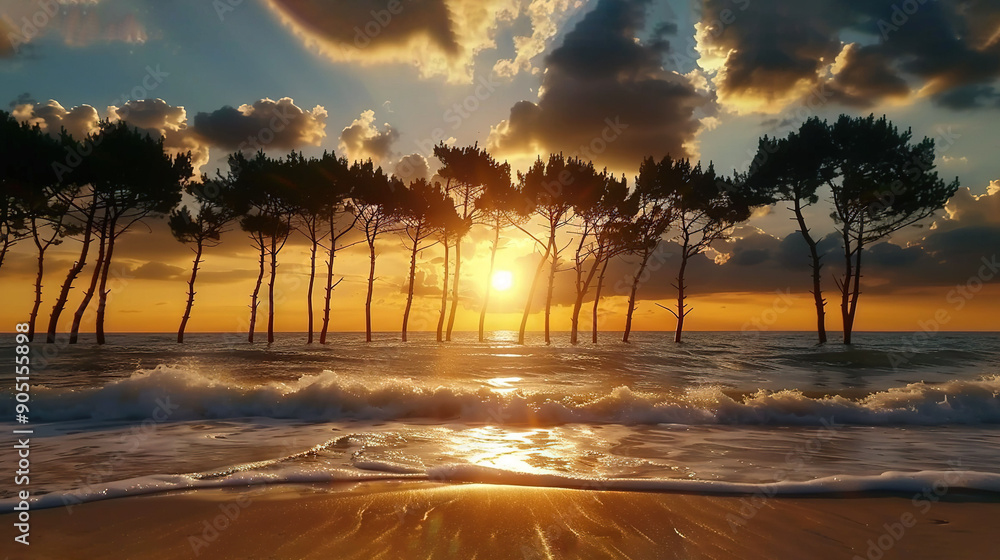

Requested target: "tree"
[
  {"left": 568, "top": 167, "right": 629, "bottom": 344},
  {"left": 0, "top": 114, "right": 70, "bottom": 340},
  {"left": 650, "top": 157, "right": 752, "bottom": 342},
  {"left": 514, "top": 154, "right": 583, "bottom": 345},
  {"left": 351, "top": 160, "right": 402, "bottom": 342},
  {"left": 586, "top": 179, "right": 636, "bottom": 344},
  {"left": 745, "top": 118, "right": 836, "bottom": 343},
  {"left": 0, "top": 111, "right": 35, "bottom": 274},
  {"left": 622, "top": 157, "right": 676, "bottom": 343},
  {"left": 473, "top": 162, "right": 517, "bottom": 342},
  {"left": 828, "top": 115, "right": 959, "bottom": 344},
  {"left": 230, "top": 152, "right": 295, "bottom": 344},
  {"left": 169, "top": 177, "right": 239, "bottom": 343},
  {"left": 434, "top": 144, "right": 511, "bottom": 341},
  {"left": 286, "top": 152, "right": 355, "bottom": 344},
  {"left": 397, "top": 178, "right": 458, "bottom": 341}
]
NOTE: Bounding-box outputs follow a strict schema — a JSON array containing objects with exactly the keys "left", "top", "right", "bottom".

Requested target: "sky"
[{"left": 1, "top": 0, "right": 998, "bottom": 335}]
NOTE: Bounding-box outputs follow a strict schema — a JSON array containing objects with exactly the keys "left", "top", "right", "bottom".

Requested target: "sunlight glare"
[{"left": 491, "top": 270, "right": 514, "bottom": 292}]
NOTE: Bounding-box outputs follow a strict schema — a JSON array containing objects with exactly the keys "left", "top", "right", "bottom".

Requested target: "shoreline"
[{"left": 6, "top": 481, "right": 999, "bottom": 559}]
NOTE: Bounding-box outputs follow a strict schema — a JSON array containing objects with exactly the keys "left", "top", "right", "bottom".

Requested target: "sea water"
[{"left": 2, "top": 331, "right": 999, "bottom": 509}]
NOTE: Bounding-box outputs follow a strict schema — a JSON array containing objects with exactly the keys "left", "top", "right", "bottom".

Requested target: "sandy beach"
[{"left": 8, "top": 482, "right": 999, "bottom": 559}]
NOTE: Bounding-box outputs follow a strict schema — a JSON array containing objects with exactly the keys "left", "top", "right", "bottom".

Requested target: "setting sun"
[{"left": 491, "top": 270, "right": 514, "bottom": 292}]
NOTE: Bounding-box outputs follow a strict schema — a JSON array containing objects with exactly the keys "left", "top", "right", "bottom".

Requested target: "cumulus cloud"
[
  {"left": 338, "top": 110, "right": 399, "bottom": 162},
  {"left": 488, "top": 0, "right": 709, "bottom": 171},
  {"left": 696, "top": 0, "right": 1000, "bottom": 113},
  {"left": 393, "top": 153, "right": 431, "bottom": 184},
  {"left": 493, "top": 0, "right": 584, "bottom": 78},
  {"left": 192, "top": 97, "right": 328, "bottom": 152},
  {"left": 12, "top": 100, "right": 100, "bottom": 139}
]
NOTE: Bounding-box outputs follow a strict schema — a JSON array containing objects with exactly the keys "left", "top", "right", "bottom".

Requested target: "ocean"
[{"left": 3, "top": 331, "right": 1000, "bottom": 510}]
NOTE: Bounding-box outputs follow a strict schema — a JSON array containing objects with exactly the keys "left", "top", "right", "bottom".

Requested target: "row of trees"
[{"left": 0, "top": 110, "right": 957, "bottom": 345}]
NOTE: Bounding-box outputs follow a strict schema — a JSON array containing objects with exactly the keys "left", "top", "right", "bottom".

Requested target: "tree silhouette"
[
  {"left": 515, "top": 154, "right": 582, "bottom": 345},
  {"left": 283, "top": 151, "right": 355, "bottom": 344},
  {"left": 0, "top": 112, "right": 69, "bottom": 340},
  {"left": 397, "top": 178, "right": 458, "bottom": 341},
  {"left": 229, "top": 151, "right": 296, "bottom": 344},
  {"left": 169, "top": 176, "right": 240, "bottom": 343},
  {"left": 351, "top": 160, "right": 401, "bottom": 342},
  {"left": 745, "top": 118, "right": 836, "bottom": 343},
  {"left": 622, "top": 157, "right": 676, "bottom": 343},
  {"left": 650, "top": 157, "right": 751, "bottom": 342},
  {"left": 828, "top": 115, "right": 959, "bottom": 344},
  {"left": 472, "top": 160, "right": 516, "bottom": 342},
  {"left": 0, "top": 111, "right": 37, "bottom": 274},
  {"left": 568, "top": 166, "right": 629, "bottom": 344},
  {"left": 70, "top": 121, "right": 191, "bottom": 345},
  {"left": 434, "top": 144, "right": 506, "bottom": 341}
]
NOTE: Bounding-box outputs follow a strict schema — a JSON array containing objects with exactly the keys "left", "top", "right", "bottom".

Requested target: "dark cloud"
[
  {"left": 489, "top": 0, "right": 708, "bottom": 170},
  {"left": 699, "top": 0, "right": 1000, "bottom": 111},
  {"left": 934, "top": 85, "right": 1000, "bottom": 110},
  {"left": 127, "top": 262, "right": 187, "bottom": 281},
  {"left": 266, "top": 0, "right": 458, "bottom": 54},
  {"left": 192, "top": 97, "right": 327, "bottom": 151}
]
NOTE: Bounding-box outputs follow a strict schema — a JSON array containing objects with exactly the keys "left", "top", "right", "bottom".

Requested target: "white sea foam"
[
  {"left": 4, "top": 464, "right": 999, "bottom": 513},
  {"left": 9, "top": 366, "right": 1000, "bottom": 426}
]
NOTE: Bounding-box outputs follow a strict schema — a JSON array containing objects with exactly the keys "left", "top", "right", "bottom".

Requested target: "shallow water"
[{"left": 2, "top": 331, "right": 999, "bottom": 508}]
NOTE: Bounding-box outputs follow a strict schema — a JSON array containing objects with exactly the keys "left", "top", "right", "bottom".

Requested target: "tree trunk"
[
  {"left": 674, "top": 252, "right": 689, "bottom": 343},
  {"left": 839, "top": 229, "right": 854, "bottom": 345},
  {"left": 47, "top": 203, "right": 98, "bottom": 343},
  {"left": 793, "top": 199, "right": 826, "bottom": 344},
  {"left": 478, "top": 220, "right": 500, "bottom": 342},
  {"left": 306, "top": 229, "right": 317, "bottom": 344},
  {"left": 446, "top": 234, "right": 461, "bottom": 341},
  {"left": 845, "top": 240, "right": 864, "bottom": 345},
  {"left": 543, "top": 221, "right": 558, "bottom": 345},
  {"left": 402, "top": 226, "right": 421, "bottom": 342},
  {"left": 436, "top": 239, "right": 450, "bottom": 342},
  {"left": 248, "top": 235, "right": 266, "bottom": 343},
  {"left": 592, "top": 255, "right": 610, "bottom": 344},
  {"left": 267, "top": 235, "right": 278, "bottom": 344},
  {"left": 177, "top": 239, "right": 204, "bottom": 343},
  {"left": 623, "top": 246, "right": 653, "bottom": 343},
  {"left": 320, "top": 215, "right": 337, "bottom": 344},
  {"left": 95, "top": 221, "right": 119, "bottom": 346},
  {"left": 365, "top": 238, "right": 376, "bottom": 343},
  {"left": 518, "top": 238, "right": 552, "bottom": 345},
  {"left": 570, "top": 253, "right": 600, "bottom": 345},
  {"left": 28, "top": 218, "right": 46, "bottom": 342},
  {"left": 70, "top": 219, "right": 108, "bottom": 344}
]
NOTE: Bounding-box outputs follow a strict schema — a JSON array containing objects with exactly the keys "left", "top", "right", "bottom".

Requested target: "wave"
[
  {"left": 6, "top": 366, "right": 1000, "bottom": 426},
  {"left": 5, "top": 464, "right": 1000, "bottom": 512}
]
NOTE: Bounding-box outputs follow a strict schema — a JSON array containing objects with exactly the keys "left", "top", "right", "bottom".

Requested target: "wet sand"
[{"left": 7, "top": 482, "right": 999, "bottom": 559}]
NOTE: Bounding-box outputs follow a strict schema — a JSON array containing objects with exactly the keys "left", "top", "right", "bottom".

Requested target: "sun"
[{"left": 491, "top": 270, "right": 514, "bottom": 292}]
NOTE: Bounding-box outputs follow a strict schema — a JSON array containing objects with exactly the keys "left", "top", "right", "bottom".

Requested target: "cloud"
[
  {"left": 493, "top": 0, "right": 584, "bottom": 78},
  {"left": 109, "top": 99, "right": 211, "bottom": 172},
  {"left": 264, "top": 0, "right": 526, "bottom": 83},
  {"left": 338, "top": 110, "right": 399, "bottom": 162},
  {"left": 127, "top": 261, "right": 187, "bottom": 281},
  {"left": 932, "top": 183, "right": 1000, "bottom": 233},
  {"left": 192, "top": 97, "right": 328, "bottom": 151},
  {"left": 393, "top": 153, "right": 431, "bottom": 184},
  {"left": 696, "top": 0, "right": 1000, "bottom": 113},
  {"left": 0, "top": 0, "right": 149, "bottom": 57},
  {"left": 488, "top": 0, "right": 709, "bottom": 171},
  {"left": 12, "top": 100, "right": 100, "bottom": 139}
]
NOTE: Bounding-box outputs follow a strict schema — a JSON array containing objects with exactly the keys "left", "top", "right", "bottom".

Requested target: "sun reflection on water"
[{"left": 446, "top": 426, "right": 584, "bottom": 475}]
